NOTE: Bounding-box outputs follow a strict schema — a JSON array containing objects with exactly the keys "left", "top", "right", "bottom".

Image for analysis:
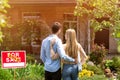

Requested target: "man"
[{"left": 40, "top": 22, "right": 75, "bottom": 80}]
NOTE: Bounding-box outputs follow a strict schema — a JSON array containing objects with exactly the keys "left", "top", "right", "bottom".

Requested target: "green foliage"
[
  {"left": 104, "top": 60, "right": 114, "bottom": 69},
  {"left": 86, "top": 64, "right": 104, "bottom": 75},
  {"left": 75, "top": 0, "right": 120, "bottom": 48},
  {"left": 23, "top": 63, "right": 44, "bottom": 80},
  {"left": 117, "top": 73, "right": 120, "bottom": 80},
  {"left": 104, "top": 56, "right": 120, "bottom": 73},
  {"left": 11, "top": 63, "right": 44, "bottom": 80},
  {"left": 0, "top": 0, "right": 10, "bottom": 26},
  {"left": 26, "top": 54, "right": 36, "bottom": 63},
  {"left": 0, "top": 0, "right": 10, "bottom": 43},
  {"left": 74, "top": 0, "right": 119, "bottom": 27},
  {"left": 80, "top": 75, "right": 107, "bottom": 80},
  {"left": 0, "top": 61, "right": 44, "bottom": 80},
  {"left": 0, "top": 68, "right": 13, "bottom": 80},
  {"left": 112, "top": 56, "right": 120, "bottom": 72},
  {"left": 89, "top": 44, "right": 108, "bottom": 65}
]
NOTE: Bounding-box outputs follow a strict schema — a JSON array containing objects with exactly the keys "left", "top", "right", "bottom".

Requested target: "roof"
[{"left": 9, "top": 0, "right": 76, "bottom": 4}]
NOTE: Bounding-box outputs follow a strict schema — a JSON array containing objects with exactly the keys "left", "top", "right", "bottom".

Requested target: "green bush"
[
  {"left": 86, "top": 64, "right": 104, "bottom": 75},
  {"left": 104, "top": 56, "right": 120, "bottom": 72},
  {"left": 112, "top": 56, "right": 120, "bottom": 72},
  {"left": 104, "top": 59, "right": 114, "bottom": 71},
  {"left": 0, "top": 68, "right": 13, "bottom": 80},
  {"left": 10, "top": 63, "right": 44, "bottom": 80},
  {"left": 89, "top": 44, "right": 108, "bottom": 65},
  {"left": 0, "top": 61, "right": 44, "bottom": 80},
  {"left": 26, "top": 54, "right": 36, "bottom": 63},
  {"left": 24, "top": 63, "right": 44, "bottom": 80},
  {"left": 117, "top": 73, "right": 120, "bottom": 80},
  {"left": 104, "top": 60, "right": 114, "bottom": 69},
  {"left": 103, "top": 57, "right": 120, "bottom": 80}
]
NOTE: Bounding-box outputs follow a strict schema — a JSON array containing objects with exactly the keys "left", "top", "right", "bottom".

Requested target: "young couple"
[{"left": 40, "top": 22, "right": 88, "bottom": 80}]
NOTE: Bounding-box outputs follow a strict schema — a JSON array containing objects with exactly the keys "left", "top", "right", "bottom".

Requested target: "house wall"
[
  {"left": 109, "top": 29, "right": 118, "bottom": 53},
  {"left": 9, "top": 0, "right": 76, "bottom": 4},
  {"left": 8, "top": 4, "right": 75, "bottom": 24},
  {"left": 7, "top": 1, "right": 118, "bottom": 54},
  {"left": 77, "top": 17, "right": 89, "bottom": 53},
  {"left": 7, "top": 3, "right": 78, "bottom": 53},
  {"left": 8, "top": 3, "right": 76, "bottom": 36}
]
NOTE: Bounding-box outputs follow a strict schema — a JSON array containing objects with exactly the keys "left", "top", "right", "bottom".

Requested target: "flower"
[{"left": 78, "top": 69, "right": 94, "bottom": 78}]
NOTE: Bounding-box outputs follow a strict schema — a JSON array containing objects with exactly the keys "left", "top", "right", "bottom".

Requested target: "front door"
[{"left": 94, "top": 29, "right": 109, "bottom": 49}]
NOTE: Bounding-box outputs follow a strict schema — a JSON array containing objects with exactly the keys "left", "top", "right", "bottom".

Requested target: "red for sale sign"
[{"left": 1, "top": 51, "right": 26, "bottom": 68}]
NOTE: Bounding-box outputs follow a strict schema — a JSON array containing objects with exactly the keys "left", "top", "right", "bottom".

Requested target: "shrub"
[
  {"left": 0, "top": 68, "right": 13, "bottom": 80},
  {"left": 104, "top": 60, "right": 113, "bottom": 69},
  {"left": 112, "top": 56, "right": 120, "bottom": 72},
  {"left": 117, "top": 73, "right": 120, "bottom": 80},
  {"left": 86, "top": 64, "right": 104, "bottom": 75},
  {"left": 9, "top": 63, "right": 45, "bottom": 80},
  {"left": 104, "top": 56, "right": 120, "bottom": 72},
  {"left": 89, "top": 44, "right": 108, "bottom": 65},
  {"left": 25, "top": 63, "right": 44, "bottom": 79},
  {"left": 104, "top": 59, "right": 114, "bottom": 71},
  {"left": 26, "top": 53, "right": 36, "bottom": 63},
  {"left": 0, "top": 62, "right": 44, "bottom": 80}
]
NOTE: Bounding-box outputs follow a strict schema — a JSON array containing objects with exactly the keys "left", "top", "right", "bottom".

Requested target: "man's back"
[{"left": 40, "top": 34, "right": 61, "bottom": 72}]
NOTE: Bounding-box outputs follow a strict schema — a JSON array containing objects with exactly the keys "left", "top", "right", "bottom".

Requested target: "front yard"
[{"left": 0, "top": 53, "right": 120, "bottom": 80}]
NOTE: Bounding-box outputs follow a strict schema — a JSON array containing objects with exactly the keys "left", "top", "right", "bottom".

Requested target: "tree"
[
  {"left": 0, "top": 0, "right": 10, "bottom": 42},
  {"left": 74, "top": 0, "right": 120, "bottom": 51}
]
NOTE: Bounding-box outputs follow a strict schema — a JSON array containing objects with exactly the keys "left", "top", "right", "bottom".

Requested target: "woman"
[{"left": 50, "top": 29, "right": 88, "bottom": 80}]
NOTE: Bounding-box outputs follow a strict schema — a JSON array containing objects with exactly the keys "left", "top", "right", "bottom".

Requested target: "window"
[
  {"left": 21, "top": 12, "right": 41, "bottom": 46},
  {"left": 22, "top": 12, "right": 40, "bottom": 21},
  {"left": 63, "top": 13, "right": 77, "bottom": 43}
]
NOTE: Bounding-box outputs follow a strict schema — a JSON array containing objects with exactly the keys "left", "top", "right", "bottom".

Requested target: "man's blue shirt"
[{"left": 40, "top": 34, "right": 75, "bottom": 72}]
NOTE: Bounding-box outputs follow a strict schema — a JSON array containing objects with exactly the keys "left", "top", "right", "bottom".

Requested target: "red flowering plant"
[{"left": 89, "top": 44, "right": 108, "bottom": 65}]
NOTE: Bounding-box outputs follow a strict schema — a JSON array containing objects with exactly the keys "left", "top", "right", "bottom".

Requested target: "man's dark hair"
[{"left": 52, "top": 22, "right": 62, "bottom": 34}]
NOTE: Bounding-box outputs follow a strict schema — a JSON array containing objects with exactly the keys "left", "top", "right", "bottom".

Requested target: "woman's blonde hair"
[{"left": 64, "top": 29, "right": 79, "bottom": 59}]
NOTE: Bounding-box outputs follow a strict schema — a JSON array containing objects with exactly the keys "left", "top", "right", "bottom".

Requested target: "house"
[{"left": 8, "top": 0, "right": 118, "bottom": 54}]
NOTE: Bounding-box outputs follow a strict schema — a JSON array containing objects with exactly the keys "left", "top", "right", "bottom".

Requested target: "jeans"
[{"left": 62, "top": 64, "right": 78, "bottom": 80}]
